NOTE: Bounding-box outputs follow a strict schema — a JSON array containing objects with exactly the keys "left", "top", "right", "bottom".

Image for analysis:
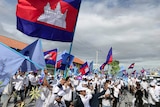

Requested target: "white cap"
[
  {"left": 142, "top": 78, "right": 146, "bottom": 80},
  {"left": 57, "top": 90, "right": 65, "bottom": 96},
  {"left": 38, "top": 75, "right": 41, "bottom": 78},
  {"left": 76, "top": 85, "right": 87, "bottom": 91},
  {"left": 137, "top": 79, "right": 141, "bottom": 82},
  {"left": 53, "top": 86, "right": 60, "bottom": 93},
  {"left": 157, "top": 82, "right": 160, "bottom": 86},
  {"left": 150, "top": 82, "right": 156, "bottom": 86}
]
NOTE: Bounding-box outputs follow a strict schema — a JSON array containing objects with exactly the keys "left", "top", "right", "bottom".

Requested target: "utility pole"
[{"left": 96, "top": 51, "right": 98, "bottom": 68}]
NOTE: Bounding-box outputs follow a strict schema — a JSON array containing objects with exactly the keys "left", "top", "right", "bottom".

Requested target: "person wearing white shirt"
[
  {"left": 113, "top": 82, "right": 120, "bottom": 107},
  {"left": 132, "top": 83, "right": 148, "bottom": 107},
  {"left": 148, "top": 82, "right": 159, "bottom": 107},
  {"left": 51, "top": 90, "right": 66, "bottom": 107},
  {"left": 24, "top": 74, "right": 29, "bottom": 97},
  {"left": 75, "top": 85, "right": 92, "bottom": 107},
  {"left": 14, "top": 71, "right": 26, "bottom": 104},
  {"left": 140, "top": 78, "right": 149, "bottom": 98},
  {"left": 102, "top": 80, "right": 112, "bottom": 107},
  {"left": 155, "top": 82, "right": 160, "bottom": 107},
  {"left": 35, "top": 81, "right": 50, "bottom": 107},
  {"left": 128, "top": 76, "right": 132, "bottom": 93},
  {"left": 30, "top": 72, "right": 39, "bottom": 88},
  {"left": 63, "top": 76, "right": 74, "bottom": 107}
]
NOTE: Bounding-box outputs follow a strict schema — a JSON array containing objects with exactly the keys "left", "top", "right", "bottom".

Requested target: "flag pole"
[
  {"left": 54, "top": 48, "right": 58, "bottom": 76},
  {"left": 63, "top": 42, "right": 73, "bottom": 78},
  {"left": 63, "top": 0, "right": 82, "bottom": 78}
]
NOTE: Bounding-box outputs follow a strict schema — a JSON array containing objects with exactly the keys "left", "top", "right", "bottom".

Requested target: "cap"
[
  {"left": 142, "top": 78, "right": 146, "bottom": 80},
  {"left": 57, "top": 90, "right": 65, "bottom": 97},
  {"left": 53, "top": 86, "right": 60, "bottom": 93},
  {"left": 157, "top": 82, "right": 160, "bottom": 86},
  {"left": 76, "top": 85, "right": 87, "bottom": 91},
  {"left": 150, "top": 82, "right": 156, "bottom": 86}
]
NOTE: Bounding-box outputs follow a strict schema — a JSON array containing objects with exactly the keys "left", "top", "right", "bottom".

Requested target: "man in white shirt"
[
  {"left": 155, "top": 82, "right": 160, "bottom": 106},
  {"left": 140, "top": 78, "right": 149, "bottom": 98},
  {"left": 148, "top": 82, "right": 159, "bottom": 107},
  {"left": 75, "top": 85, "right": 92, "bottom": 107},
  {"left": 102, "top": 80, "right": 112, "bottom": 107},
  {"left": 14, "top": 71, "right": 26, "bottom": 104}
]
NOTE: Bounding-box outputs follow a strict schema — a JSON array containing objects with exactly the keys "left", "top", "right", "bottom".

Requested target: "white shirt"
[
  {"left": 30, "top": 75, "right": 39, "bottom": 86},
  {"left": 102, "top": 89, "right": 111, "bottom": 106},
  {"left": 63, "top": 86, "right": 72, "bottom": 101},
  {"left": 73, "top": 79, "right": 79, "bottom": 86},
  {"left": 14, "top": 75, "right": 25, "bottom": 91},
  {"left": 155, "top": 85, "right": 160, "bottom": 99},
  {"left": 140, "top": 81, "right": 148, "bottom": 90},
  {"left": 128, "top": 78, "right": 132, "bottom": 86},
  {"left": 114, "top": 87, "right": 119, "bottom": 98},
  {"left": 148, "top": 87, "right": 159, "bottom": 105},
  {"left": 79, "top": 94, "right": 92, "bottom": 107},
  {"left": 52, "top": 100, "right": 66, "bottom": 107}
]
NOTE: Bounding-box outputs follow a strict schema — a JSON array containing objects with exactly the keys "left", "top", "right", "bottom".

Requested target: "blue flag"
[
  {"left": 20, "top": 39, "right": 46, "bottom": 71},
  {"left": 89, "top": 61, "right": 93, "bottom": 72},
  {"left": 62, "top": 53, "right": 74, "bottom": 66},
  {"left": 0, "top": 43, "right": 25, "bottom": 92}
]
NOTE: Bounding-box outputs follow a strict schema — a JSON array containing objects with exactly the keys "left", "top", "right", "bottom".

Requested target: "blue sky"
[{"left": 0, "top": 0, "right": 160, "bottom": 71}]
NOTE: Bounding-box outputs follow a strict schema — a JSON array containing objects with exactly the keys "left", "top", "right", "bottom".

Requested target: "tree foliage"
[{"left": 109, "top": 60, "right": 120, "bottom": 76}]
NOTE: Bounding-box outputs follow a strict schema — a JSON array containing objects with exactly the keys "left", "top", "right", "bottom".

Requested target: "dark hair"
[
  {"left": 135, "top": 90, "right": 143, "bottom": 107},
  {"left": 66, "top": 76, "right": 70, "bottom": 81}
]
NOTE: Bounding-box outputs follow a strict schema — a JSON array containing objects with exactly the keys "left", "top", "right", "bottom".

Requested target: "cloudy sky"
[{"left": 0, "top": 0, "right": 160, "bottom": 71}]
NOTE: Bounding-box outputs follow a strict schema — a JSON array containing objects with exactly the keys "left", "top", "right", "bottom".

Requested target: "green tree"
[{"left": 109, "top": 60, "right": 120, "bottom": 76}]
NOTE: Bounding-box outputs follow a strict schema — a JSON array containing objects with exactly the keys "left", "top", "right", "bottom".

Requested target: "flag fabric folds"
[
  {"left": 16, "top": 0, "right": 81, "bottom": 42},
  {"left": 99, "top": 47, "right": 112, "bottom": 70},
  {"left": 0, "top": 43, "right": 25, "bottom": 92},
  {"left": 141, "top": 67, "right": 145, "bottom": 74},
  {"left": 55, "top": 51, "right": 74, "bottom": 70},
  {"left": 106, "top": 47, "right": 113, "bottom": 64},
  {"left": 80, "top": 62, "right": 89, "bottom": 75},
  {"left": 44, "top": 49, "right": 57, "bottom": 65},
  {"left": 131, "top": 70, "right": 136, "bottom": 75},
  {"left": 128, "top": 63, "right": 135, "bottom": 69},
  {"left": 56, "top": 50, "right": 66, "bottom": 69},
  {"left": 20, "top": 39, "right": 46, "bottom": 71},
  {"left": 100, "top": 63, "right": 107, "bottom": 70},
  {"left": 61, "top": 53, "right": 74, "bottom": 66},
  {"left": 89, "top": 61, "right": 93, "bottom": 72}
]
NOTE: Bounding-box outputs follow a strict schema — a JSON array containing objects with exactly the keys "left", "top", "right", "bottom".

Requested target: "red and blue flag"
[
  {"left": 44, "top": 49, "right": 57, "bottom": 65},
  {"left": 128, "top": 63, "right": 135, "bottom": 69},
  {"left": 140, "top": 67, "right": 145, "bottom": 73},
  {"left": 99, "top": 47, "right": 112, "bottom": 70},
  {"left": 100, "top": 62, "right": 107, "bottom": 70},
  {"left": 80, "top": 62, "right": 89, "bottom": 75},
  {"left": 106, "top": 47, "right": 113, "bottom": 64},
  {"left": 16, "top": 0, "right": 81, "bottom": 42}
]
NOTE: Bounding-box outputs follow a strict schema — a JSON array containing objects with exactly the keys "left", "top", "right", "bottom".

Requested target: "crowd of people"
[
  {"left": 128, "top": 76, "right": 160, "bottom": 107},
  {"left": 0, "top": 70, "right": 160, "bottom": 107}
]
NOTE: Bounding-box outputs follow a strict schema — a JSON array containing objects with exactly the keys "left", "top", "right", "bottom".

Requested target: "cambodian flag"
[
  {"left": 128, "top": 63, "right": 135, "bottom": 69},
  {"left": 44, "top": 49, "right": 57, "bottom": 65},
  {"left": 16, "top": 0, "right": 81, "bottom": 42},
  {"left": 140, "top": 67, "right": 145, "bottom": 73},
  {"left": 100, "top": 63, "right": 107, "bottom": 70},
  {"left": 80, "top": 62, "right": 89, "bottom": 75},
  {"left": 106, "top": 47, "right": 113, "bottom": 64}
]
